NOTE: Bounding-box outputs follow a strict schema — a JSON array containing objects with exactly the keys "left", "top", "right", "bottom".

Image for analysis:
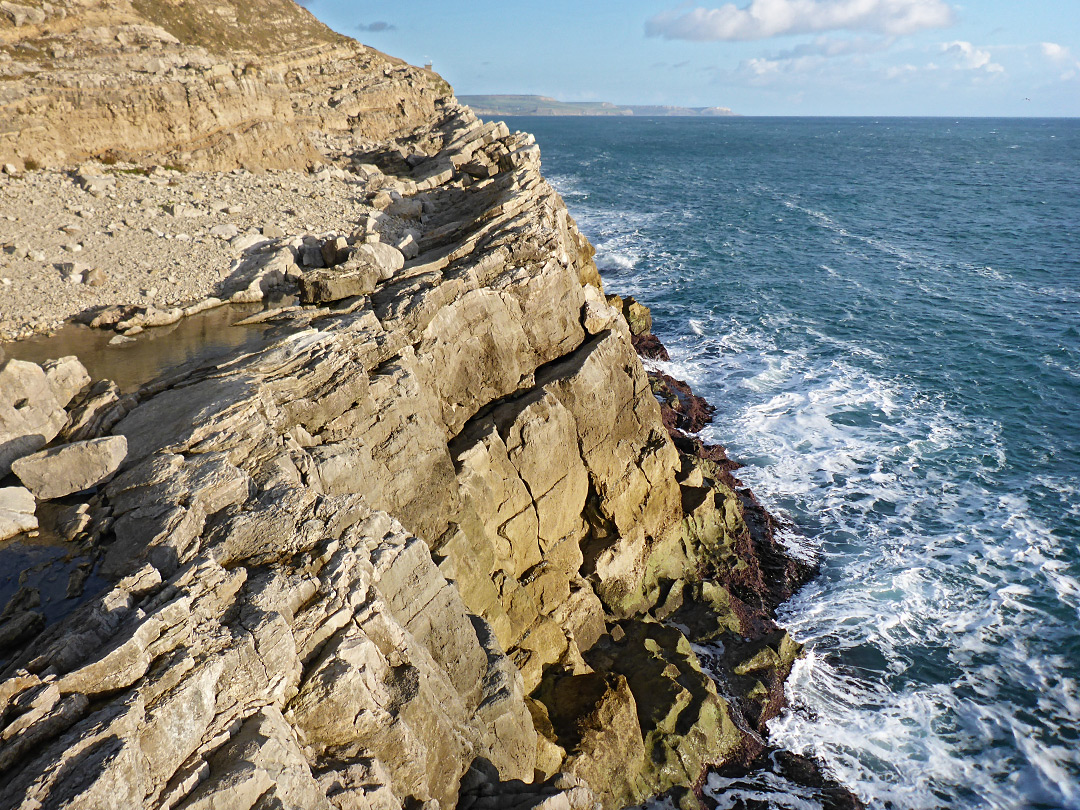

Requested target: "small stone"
[
  {"left": 299, "top": 242, "right": 324, "bottom": 268},
  {"left": 356, "top": 242, "right": 405, "bottom": 280},
  {"left": 209, "top": 223, "right": 239, "bottom": 239},
  {"left": 56, "top": 503, "right": 92, "bottom": 541},
  {"left": 396, "top": 229, "right": 420, "bottom": 259},
  {"left": 262, "top": 224, "right": 285, "bottom": 239},
  {"left": 57, "top": 261, "right": 89, "bottom": 283},
  {"left": 162, "top": 202, "right": 194, "bottom": 217},
  {"left": 83, "top": 267, "right": 107, "bottom": 286},
  {"left": 320, "top": 235, "right": 349, "bottom": 267}
]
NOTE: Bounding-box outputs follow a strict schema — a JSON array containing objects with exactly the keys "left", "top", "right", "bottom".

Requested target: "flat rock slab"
[
  {"left": 0, "top": 486, "right": 37, "bottom": 541},
  {"left": 298, "top": 263, "right": 379, "bottom": 304},
  {"left": 12, "top": 436, "right": 128, "bottom": 500}
]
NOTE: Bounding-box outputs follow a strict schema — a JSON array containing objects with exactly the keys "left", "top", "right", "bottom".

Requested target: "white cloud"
[
  {"left": 646, "top": 0, "right": 955, "bottom": 42},
  {"left": 884, "top": 63, "right": 919, "bottom": 80},
  {"left": 1040, "top": 42, "right": 1080, "bottom": 81},
  {"left": 1041, "top": 42, "right": 1071, "bottom": 63},
  {"left": 941, "top": 40, "right": 1004, "bottom": 73}
]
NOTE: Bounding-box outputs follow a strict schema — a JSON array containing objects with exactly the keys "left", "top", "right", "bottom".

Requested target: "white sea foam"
[{"left": 666, "top": 318, "right": 1080, "bottom": 809}]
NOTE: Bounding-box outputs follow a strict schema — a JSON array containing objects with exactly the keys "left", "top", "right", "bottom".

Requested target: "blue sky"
[{"left": 305, "top": 1, "right": 1080, "bottom": 116}]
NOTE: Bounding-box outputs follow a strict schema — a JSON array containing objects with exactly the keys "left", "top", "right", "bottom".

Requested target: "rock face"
[
  {"left": 0, "top": 2, "right": 815, "bottom": 808},
  {"left": 0, "top": 0, "right": 448, "bottom": 171}
]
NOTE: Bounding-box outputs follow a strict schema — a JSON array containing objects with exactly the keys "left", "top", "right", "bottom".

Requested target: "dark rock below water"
[
  {"left": 651, "top": 372, "right": 716, "bottom": 434},
  {"left": 701, "top": 748, "right": 866, "bottom": 810},
  {"left": 632, "top": 332, "right": 670, "bottom": 361}
]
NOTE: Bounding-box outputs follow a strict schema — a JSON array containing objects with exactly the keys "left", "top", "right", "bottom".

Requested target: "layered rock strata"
[
  {"left": 0, "top": 0, "right": 449, "bottom": 171},
  {"left": 1, "top": 2, "right": 816, "bottom": 808}
]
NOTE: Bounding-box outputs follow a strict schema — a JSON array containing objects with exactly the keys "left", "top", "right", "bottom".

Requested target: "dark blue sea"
[{"left": 513, "top": 116, "right": 1080, "bottom": 810}]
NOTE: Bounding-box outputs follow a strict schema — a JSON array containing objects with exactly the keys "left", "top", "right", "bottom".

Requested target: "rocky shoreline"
[{"left": 1, "top": 1, "right": 860, "bottom": 807}]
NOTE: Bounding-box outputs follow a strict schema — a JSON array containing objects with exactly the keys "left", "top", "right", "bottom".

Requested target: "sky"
[{"left": 303, "top": 1, "right": 1080, "bottom": 116}]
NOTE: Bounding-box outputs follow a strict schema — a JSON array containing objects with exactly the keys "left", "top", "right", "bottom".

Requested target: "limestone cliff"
[
  {"left": 0, "top": 0, "right": 447, "bottom": 170},
  {"left": 0, "top": 2, "right": 815, "bottom": 808}
]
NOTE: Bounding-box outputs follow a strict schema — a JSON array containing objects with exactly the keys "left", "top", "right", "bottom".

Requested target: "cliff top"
[{"left": 0, "top": 0, "right": 350, "bottom": 60}]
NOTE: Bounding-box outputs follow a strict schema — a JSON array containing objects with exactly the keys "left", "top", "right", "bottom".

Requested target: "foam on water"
[{"left": 532, "top": 116, "right": 1080, "bottom": 810}]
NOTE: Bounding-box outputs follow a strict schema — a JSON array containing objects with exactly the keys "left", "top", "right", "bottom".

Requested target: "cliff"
[{"left": 0, "top": 2, "right": 815, "bottom": 808}]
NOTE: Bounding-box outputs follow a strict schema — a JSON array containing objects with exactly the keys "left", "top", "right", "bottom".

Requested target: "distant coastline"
[{"left": 459, "top": 94, "right": 736, "bottom": 117}]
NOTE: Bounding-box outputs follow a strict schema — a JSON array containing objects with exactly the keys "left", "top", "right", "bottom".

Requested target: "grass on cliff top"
[{"left": 130, "top": 0, "right": 347, "bottom": 56}]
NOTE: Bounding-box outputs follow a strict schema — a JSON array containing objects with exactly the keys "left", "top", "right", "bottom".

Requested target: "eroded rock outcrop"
[{"left": 0, "top": 3, "right": 814, "bottom": 808}]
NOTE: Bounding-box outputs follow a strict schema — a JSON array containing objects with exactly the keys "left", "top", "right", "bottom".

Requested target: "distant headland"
[{"left": 459, "top": 94, "right": 736, "bottom": 117}]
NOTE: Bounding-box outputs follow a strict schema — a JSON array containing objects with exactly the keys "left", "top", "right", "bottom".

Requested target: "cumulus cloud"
[
  {"left": 1040, "top": 42, "right": 1079, "bottom": 80},
  {"left": 941, "top": 40, "right": 1004, "bottom": 73},
  {"left": 356, "top": 21, "right": 396, "bottom": 32},
  {"left": 645, "top": 0, "right": 955, "bottom": 41},
  {"left": 1041, "top": 42, "right": 1071, "bottom": 62}
]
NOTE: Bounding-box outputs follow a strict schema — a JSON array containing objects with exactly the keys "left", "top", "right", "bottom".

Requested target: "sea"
[{"left": 511, "top": 116, "right": 1080, "bottom": 810}]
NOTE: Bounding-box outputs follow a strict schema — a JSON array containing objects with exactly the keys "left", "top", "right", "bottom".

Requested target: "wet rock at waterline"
[{"left": 0, "top": 487, "right": 37, "bottom": 542}]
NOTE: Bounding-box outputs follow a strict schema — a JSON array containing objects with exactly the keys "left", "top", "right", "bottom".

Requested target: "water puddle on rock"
[
  {"left": 1, "top": 299, "right": 295, "bottom": 655},
  {"left": 2, "top": 297, "right": 295, "bottom": 393}
]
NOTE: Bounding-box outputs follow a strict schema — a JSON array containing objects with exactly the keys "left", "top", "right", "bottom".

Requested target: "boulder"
[
  {"left": 356, "top": 242, "right": 405, "bottom": 280},
  {"left": 298, "top": 264, "right": 379, "bottom": 304},
  {"left": 0, "top": 486, "right": 37, "bottom": 541},
  {"left": 12, "top": 436, "right": 128, "bottom": 500},
  {"left": 0, "top": 358, "right": 87, "bottom": 477},
  {"left": 42, "top": 356, "right": 91, "bottom": 405}
]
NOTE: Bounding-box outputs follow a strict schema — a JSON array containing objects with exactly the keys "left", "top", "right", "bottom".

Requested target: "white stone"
[{"left": 209, "top": 223, "right": 239, "bottom": 239}]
